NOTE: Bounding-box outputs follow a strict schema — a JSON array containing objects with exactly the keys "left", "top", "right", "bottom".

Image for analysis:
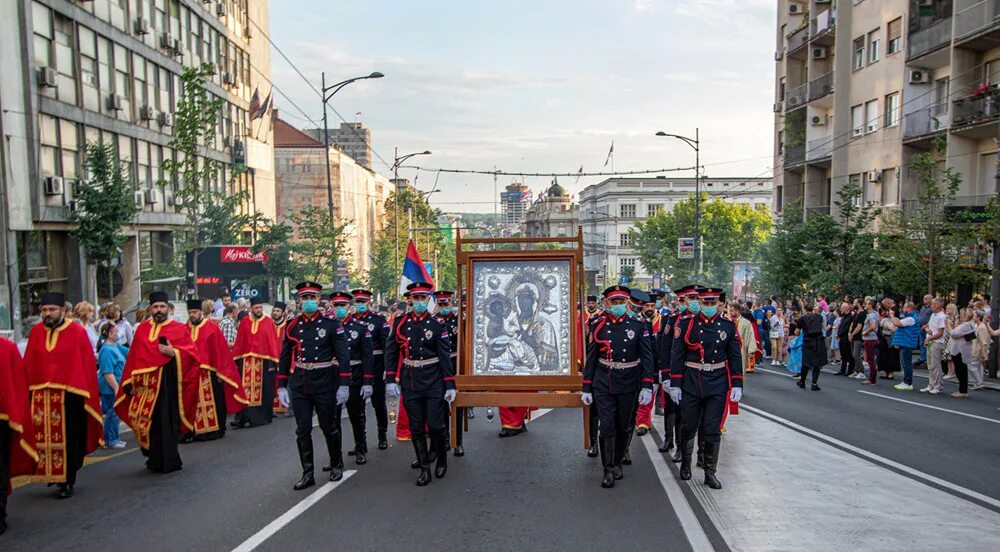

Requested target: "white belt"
[
  {"left": 331, "top": 359, "right": 363, "bottom": 366},
  {"left": 296, "top": 360, "right": 333, "bottom": 370},
  {"left": 404, "top": 358, "right": 440, "bottom": 367},
  {"left": 373, "top": 350, "right": 384, "bottom": 355},
  {"left": 599, "top": 359, "right": 639, "bottom": 369},
  {"left": 685, "top": 361, "right": 726, "bottom": 371},
  {"left": 450, "top": 352, "right": 458, "bottom": 358}
]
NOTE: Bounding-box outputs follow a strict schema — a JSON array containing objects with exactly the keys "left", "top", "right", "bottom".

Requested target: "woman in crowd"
[
  {"left": 948, "top": 308, "right": 976, "bottom": 398},
  {"left": 97, "top": 322, "right": 128, "bottom": 448},
  {"left": 878, "top": 301, "right": 899, "bottom": 380},
  {"left": 829, "top": 308, "right": 841, "bottom": 364},
  {"left": 971, "top": 310, "right": 991, "bottom": 390},
  {"left": 769, "top": 307, "right": 787, "bottom": 366},
  {"left": 103, "top": 303, "right": 134, "bottom": 346},
  {"left": 72, "top": 301, "right": 100, "bottom": 353},
  {"left": 943, "top": 303, "right": 959, "bottom": 381}
]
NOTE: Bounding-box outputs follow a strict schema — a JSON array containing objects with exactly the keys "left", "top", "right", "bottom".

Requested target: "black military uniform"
[
  {"left": 621, "top": 289, "right": 656, "bottom": 465},
  {"left": 278, "top": 282, "right": 352, "bottom": 490},
  {"left": 433, "top": 291, "right": 463, "bottom": 456},
  {"left": 351, "top": 289, "right": 391, "bottom": 450},
  {"left": 668, "top": 287, "right": 743, "bottom": 489},
  {"left": 657, "top": 287, "right": 694, "bottom": 459},
  {"left": 582, "top": 285, "right": 655, "bottom": 488},
  {"left": 325, "top": 292, "right": 374, "bottom": 468},
  {"left": 385, "top": 282, "right": 455, "bottom": 486},
  {"left": 584, "top": 303, "right": 605, "bottom": 458}
]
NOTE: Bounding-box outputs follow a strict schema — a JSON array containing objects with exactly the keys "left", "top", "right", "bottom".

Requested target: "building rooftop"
[{"left": 274, "top": 113, "right": 326, "bottom": 149}]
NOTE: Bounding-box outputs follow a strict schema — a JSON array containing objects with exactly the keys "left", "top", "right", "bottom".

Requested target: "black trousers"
[
  {"left": 838, "top": 338, "right": 854, "bottom": 374},
  {"left": 679, "top": 390, "right": 726, "bottom": 445},
  {"left": 289, "top": 369, "right": 340, "bottom": 441},
  {"left": 345, "top": 384, "right": 367, "bottom": 451},
  {"left": 61, "top": 393, "right": 88, "bottom": 485},
  {"left": 1, "top": 424, "right": 9, "bottom": 520},
  {"left": 799, "top": 361, "right": 822, "bottom": 385},
  {"left": 954, "top": 352, "right": 969, "bottom": 394},
  {"left": 404, "top": 392, "right": 447, "bottom": 441},
  {"left": 146, "top": 364, "right": 183, "bottom": 474},
  {"left": 370, "top": 357, "right": 388, "bottom": 435},
  {"left": 594, "top": 390, "right": 638, "bottom": 438},
  {"left": 588, "top": 399, "right": 599, "bottom": 442},
  {"left": 662, "top": 391, "right": 682, "bottom": 444}
]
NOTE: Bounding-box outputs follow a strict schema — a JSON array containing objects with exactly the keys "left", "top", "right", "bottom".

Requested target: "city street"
[{"left": 6, "top": 366, "right": 1000, "bottom": 552}]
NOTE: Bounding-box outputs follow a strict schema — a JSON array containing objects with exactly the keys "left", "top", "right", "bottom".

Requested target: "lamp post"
[
  {"left": 656, "top": 129, "right": 701, "bottom": 276},
  {"left": 391, "top": 149, "right": 432, "bottom": 286}
]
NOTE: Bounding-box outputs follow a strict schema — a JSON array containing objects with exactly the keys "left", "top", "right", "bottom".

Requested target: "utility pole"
[
  {"left": 990, "top": 139, "right": 1000, "bottom": 378},
  {"left": 655, "top": 128, "right": 701, "bottom": 276},
  {"left": 321, "top": 72, "right": 335, "bottom": 224}
]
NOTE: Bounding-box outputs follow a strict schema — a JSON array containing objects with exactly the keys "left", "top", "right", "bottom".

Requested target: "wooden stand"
[{"left": 450, "top": 227, "right": 589, "bottom": 450}]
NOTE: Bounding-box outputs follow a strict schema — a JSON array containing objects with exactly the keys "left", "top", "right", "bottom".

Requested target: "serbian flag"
[{"left": 398, "top": 239, "right": 433, "bottom": 295}]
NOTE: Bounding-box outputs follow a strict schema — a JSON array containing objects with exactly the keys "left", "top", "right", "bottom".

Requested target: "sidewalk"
[{"left": 813, "top": 360, "right": 1000, "bottom": 391}]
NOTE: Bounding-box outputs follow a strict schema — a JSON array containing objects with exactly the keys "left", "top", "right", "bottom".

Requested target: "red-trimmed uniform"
[
  {"left": 326, "top": 292, "right": 374, "bottom": 465},
  {"left": 351, "top": 289, "right": 391, "bottom": 448},
  {"left": 1, "top": 337, "right": 38, "bottom": 531},
  {"left": 633, "top": 292, "right": 661, "bottom": 432}
]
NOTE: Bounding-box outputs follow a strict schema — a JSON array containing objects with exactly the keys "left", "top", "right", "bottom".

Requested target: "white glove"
[
  {"left": 638, "top": 388, "right": 653, "bottom": 406},
  {"left": 730, "top": 387, "right": 743, "bottom": 403},
  {"left": 386, "top": 383, "right": 401, "bottom": 399},
  {"left": 336, "top": 385, "right": 350, "bottom": 405},
  {"left": 361, "top": 385, "right": 373, "bottom": 400},
  {"left": 444, "top": 389, "right": 457, "bottom": 404},
  {"left": 580, "top": 392, "right": 593, "bottom": 406},
  {"left": 661, "top": 380, "right": 671, "bottom": 393},
  {"left": 669, "top": 387, "right": 682, "bottom": 405},
  {"left": 277, "top": 387, "right": 290, "bottom": 409}
]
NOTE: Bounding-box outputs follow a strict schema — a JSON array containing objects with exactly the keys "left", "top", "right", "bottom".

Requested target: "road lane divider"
[
  {"left": 856, "top": 390, "right": 1000, "bottom": 424},
  {"left": 641, "top": 430, "right": 716, "bottom": 552}
]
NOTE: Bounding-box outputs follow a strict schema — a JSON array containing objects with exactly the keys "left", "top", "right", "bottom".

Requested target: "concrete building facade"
[
  {"left": 0, "top": 0, "right": 275, "bottom": 330},
  {"left": 500, "top": 182, "right": 532, "bottom": 229},
  {"left": 304, "top": 122, "right": 372, "bottom": 169},
  {"left": 521, "top": 180, "right": 579, "bottom": 239}
]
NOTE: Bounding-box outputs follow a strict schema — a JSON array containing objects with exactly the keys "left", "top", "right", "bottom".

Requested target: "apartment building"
[
  {"left": 500, "top": 182, "right": 532, "bottom": 229},
  {"left": 304, "top": 122, "right": 373, "bottom": 169},
  {"left": 579, "top": 177, "right": 773, "bottom": 290},
  {"left": 773, "top": 0, "right": 1000, "bottom": 220},
  {"left": 0, "top": 0, "right": 275, "bottom": 326}
]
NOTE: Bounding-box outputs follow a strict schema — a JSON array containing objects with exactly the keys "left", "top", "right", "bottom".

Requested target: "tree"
[
  {"left": 251, "top": 207, "right": 350, "bottom": 289},
  {"left": 70, "top": 141, "right": 140, "bottom": 301},
  {"left": 825, "top": 180, "right": 884, "bottom": 296},
  {"left": 630, "top": 195, "right": 771, "bottom": 292}
]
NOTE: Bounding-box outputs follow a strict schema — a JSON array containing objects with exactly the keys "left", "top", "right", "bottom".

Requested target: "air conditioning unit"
[
  {"left": 811, "top": 115, "right": 827, "bottom": 126},
  {"left": 133, "top": 191, "right": 145, "bottom": 208},
  {"left": 812, "top": 47, "right": 828, "bottom": 60},
  {"left": 43, "top": 176, "right": 64, "bottom": 196},
  {"left": 909, "top": 69, "right": 930, "bottom": 84},
  {"left": 788, "top": 96, "right": 801, "bottom": 107},
  {"left": 164, "top": 190, "right": 176, "bottom": 207},
  {"left": 37, "top": 67, "right": 58, "bottom": 88},
  {"left": 133, "top": 17, "right": 149, "bottom": 35},
  {"left": 775, "top": 50, "right": 784, "bottom": 61},
  {"left": 160, "top": 33, "right": 174, "bottom": 50},
  {"left": 216, "top": 2, "right": 227, "bottom": 17},
  {"left": 144, "top": 188, "right": 160, "bottom": 204},
  {"left": 867, "top": 170, "right": 883, "bottom": 183},
  {"left": 106, "top": 94, "right": 123, "bottom": 111},
  {"left": 232, "top": 140, "right": 246, "bottom": 164},
  {"left": 172, "top": 38, "right": 184, "bottom": 56},
  {"left": 139, "top": 105, "right": 155, "bottom": 121},
  {"left": 773, "top": 101, "right": 784, "bottom": 112},
  {"left": 788, "top": 4, "right": 803, "bottom": 15},
  {"left": 158, "top": 112, "right": 173, "bottom": 126},
  {"left": 222, "top": 72, "right": 235, "bottom": 85},
  {"left": 816, "top": 0, "right": 831, "bottom": 3}
]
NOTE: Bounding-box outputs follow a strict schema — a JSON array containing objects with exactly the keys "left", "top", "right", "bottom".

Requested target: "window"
[
  {"left": 619, "top": 257, "right": 636, "bottom": 273},
  {"left": 934, "top": 77, "right": 950, "bottom": 114},
  {"left": 865, "top": 99, "right": 880, "bottom": 133},
  {"left": 619, "top": 204, "right": 636, "bottom": 218},
  {"left": 885, "top": 93, "right": 900, "bottom": 127},
  {"left": 647, "top": 204, "right": 663, "bottom": 217},
  {"left": 887, "top": 18, "right": 902, "bottom": 55},
  {"left": 849, "top": 174, "right": 862, "bottom": 206},
  {"left": 851, "top": 104, "right": 864, "bottom": 136},
  {"left": 867, "top": 30, "right": 881, "bottom": 64},
  {"left": 619, "top": 233, "right": 632, "bottom": 247},
  {"left": 853, "top": 37, "right": 865, "bottom": 70},
  {"left": 882, "top": 168, "right": 897, "bottom": 205},
  {"left": 987, "top": 59, "right": 1000, "bottom": 86}
]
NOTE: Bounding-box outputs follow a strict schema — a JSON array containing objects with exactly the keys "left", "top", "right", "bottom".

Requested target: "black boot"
[
  {"left": 56, "top": 484, "right": 74, "bottom": 499},
  {"left": 679, "top": 439, "right": 694, "bottom": 481},
  {"left": 703, "top": 441, "right": 722, "bottom": 489},
  {"left": 587, "top": 441, "right": 599, "bottom": 458},
  {"left": 377, "top": 430, "right": 388, "bottom": 450},
  {"left": 621, "top": 430, "right": 634, "bottom": 466},
  {"left": 612, "top": 432, "right": 628, "bottom": 480},
  {"left": 414, "top": 439, "right": 432, "bottom": 486},
  {"left": 671, "top": 447, "right": 683, "bottom": 463},
  {"left": 324, "top": 431, "right": 343, "bottom": 482},
  {"left": 354, "top": 443, "right": 368, "bottom": 466},
  {"left": 696, "top": 446, "right": 705, "bottom": 468},
  {"left": 433, "top": 434, "right": 448, "bottom": 478},
  {"left": 353, "top": 420, "right": 367, "bottom": 465},
  {"left": 293, "top": 436, "right": 315, "bottom": 491},
  {"left": 410, "top": 437, "right": 435, "bottom": 468},
  {"left": 498, "top": 423, "right": 527, "bottom": 438},
  {"left": 658, "top": 413, "right": 675, "bottom": 453},
  {"left": 599, "top": 436, "right": 615, "bottom": 488}
]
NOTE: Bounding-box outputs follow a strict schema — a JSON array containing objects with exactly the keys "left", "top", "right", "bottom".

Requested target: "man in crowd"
[
  {"left": 731, "top": 303, "right": 759, "bottom": 378},
  {"left": 184, "top": 299, "right": 247, "bottom": 442},
  {"left": 434, "top": 291, "right": 467, "bottom": 454},
  {"left": 890, "top": 301, "right": 920, "bottom": 391},
  {"left": 668, "top": 287, "right": 743, "bottom": 490},
  {"left": 350, "top": 289, "right": 391, "bottom": 450},
  {"left": 276, "top": 282, "right": 352, "bottom": 489},
  {"left": 923, "top": 298, "right": 947, "bottom": 394},
  {"left": 657, "top": 286, "right": 694, "bottom": 458},
  {"left": 324, "top": 292, "right": 373, "bottom": 468},
  {"left": 116, "top": 291, "right": 203, "bottom": 474},
  {"left": 835, "top": 302, "right": 855, "bottom": 376},
  {"left": 916, "top": 294, "right": 933, "bottom": 368},
  {"left": 385, "top": 282, "right": 456, "bottom": 487},
  {"left": 0, "top": 336, "right": 38, "bottom": 534},
  {"left": 271, "top": 302, "right": 291, "bottom": 416},
  {"left": 231, "top": 297, "right": 280, "bottom": 429},
  {"left": 581, "top": 285, "right": 654, "bottom": 488},
  {"left": 796, "top": 302, "right": 827, "bottom": 390},
  {"left": 219, "top": 303, "right": 239, "bottom": 348},
  {"left": 848, "top": 299, "right": 867, "bottom": 379},
  {"left": 634, "top": 291, "right": 660, "bottom": 438},
  {"left": 23, "top": 292, "right": 103, "bottom": 499}
]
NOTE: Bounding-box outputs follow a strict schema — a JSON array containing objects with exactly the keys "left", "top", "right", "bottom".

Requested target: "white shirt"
[
  {"left": 769, "top": 315, "right": 785, "bottom": 338},
  {"left": 927, "top": 311, "right": 947, "bottom": 344}
]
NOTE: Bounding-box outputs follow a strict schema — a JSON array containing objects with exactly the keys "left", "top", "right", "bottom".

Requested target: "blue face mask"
[
  {"left": 301, "top": 300, "right": 319, "bottom": 314},
  {"left": 688, "top": 300, "right": 701, "bottom": 313},
  {"left": 609, "top": 304, "right": 628, "bottom": 318},
  {"left": 702, "top": 306, "right": 718, "bottom": 318},
  {"left": 438, "top": 306, "right": 451, "bottom": 315},
  {"left": 333, "top": 306, "right": 348, "bottom": 319},
  {"left": 413, "top": 300, "right": 428, "bottom": 314},
  {"left": 678, "top": 303, "right": 688, "bottom": 312},
  {"left": 354, "top": 303, "right": 368, "bottom": 314}
]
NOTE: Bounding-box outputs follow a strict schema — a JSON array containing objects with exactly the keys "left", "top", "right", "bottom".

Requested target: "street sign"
[
  {"left": 678, "top": 237, "right": 695, "bottom": 259},
  {"left": 619, "top": 275, "right": 630, "bottom": 285}
]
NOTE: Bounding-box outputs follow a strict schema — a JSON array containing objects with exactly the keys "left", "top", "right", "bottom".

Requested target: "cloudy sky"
[{"left": 268, "top": 0, "right": 777, "bottom": 213}]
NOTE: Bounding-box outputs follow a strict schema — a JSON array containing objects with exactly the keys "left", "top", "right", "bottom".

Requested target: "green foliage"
[
  {"left": 630, "top": 195, "right": 771, "bottom": 292},
  {"left": 251, "top": 207, "right": 350, "bottom": 286}
]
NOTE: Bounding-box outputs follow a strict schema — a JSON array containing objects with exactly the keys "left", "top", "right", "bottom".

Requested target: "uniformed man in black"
[
  {"left": 620, "top": 289, "right": 655, "bottom": 466},
  {"left": 584, "top": 299, "right": 606, "bottom": 458},
  {"left": 276, "top": 282, "right": 352, "bottom": 490},
  {"left": 434, "top": 291, "right": 465, "bottom": 456},
  {"left": 350, "top": 289, "right": 391, "bottom": 450},
  {"left": 667, "top": 287, "right": 743, "bottom": 489},
  {"left": 323, "top": 292, "right": 374, "bottom": 468},
  {"left": 581, "top": 285, "right": 655, "bottom": 488},
  {"left": 658, "top": 286, "right": 695, "bottom": 459},
  {"left": 385, "top": 282, "right": 456, "bottom": 486}
]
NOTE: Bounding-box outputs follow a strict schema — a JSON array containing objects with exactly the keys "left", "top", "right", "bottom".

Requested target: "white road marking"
[
  {"left": 856, "top": 390, "right": 1000, "bottom": 425},
  {"left": 741, "top": 404, "right": 1000, "bottom": 511},
  {"left": 229, "top": 471, "right": 357, "bottom": 552},
  {"left": 754, "top": 367, "right": 797, "bottom": 377},
  {"left": 642, "top": 429, "right": 716, "bottom": 552},
  {"left": 529, "top": 408, "right": 553, "bottom": 420}
]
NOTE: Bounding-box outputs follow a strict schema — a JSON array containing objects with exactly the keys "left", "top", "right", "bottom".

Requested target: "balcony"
[
  {"left": 806, "top": 205, "right": 831, "bottom": 218},
  {"left": 786, "top": 83, "right": 808, "bottom": 111},
  {"left": 955, "top": 0, "right": 1000, "bottom": 46},
  {"left": 903, "top": 194, "right": 995, "bottom": 217},
  {"left": 952, "top": 89, "right": 1000, "bottom": 128},
  {"left": 784, "top": 143, "right": 806, "bottom": 166},
  {"left": 810, "top": 9, "right": 836, "bottom": 43},
  {"left": 808, "top": 71, "right": 834, "bottom": 101},
  {"left": 907, "top": 18, "right": 952, "bottom": 60},
  {"left": 806, "top": 137, "right": 833, "bottom": 160},
  {"left": 787, "top": 26, "right": 809, "bottom": 54},
  {"left": 903, "top": 104, "right": 949, "bottom": 139}
]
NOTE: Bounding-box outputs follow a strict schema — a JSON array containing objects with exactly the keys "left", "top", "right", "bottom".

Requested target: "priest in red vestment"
[
  {"left": 230, "top": 297, "right": 280, "bottom": 428},
  {"left": 116, "top": 291, "right": 203, "bottom": 473},
  {"left": 23, "top": 291, "right": 103, "bottom": 499},
  {"left": 1, "top": 337, "right": 38, "bottom": 534},
  {"left": 182, "top": 299, "right": 247, "bottom": 442},
  {"left": 271, "top": 301, "right": 290, "bottom": 416}
]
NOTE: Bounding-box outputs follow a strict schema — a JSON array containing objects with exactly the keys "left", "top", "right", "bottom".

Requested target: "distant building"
[
  {"left": 522, "top": 180, "right": 579, "bottom": 238},
  {"left": 579, "top": 177, "right": 773, "bottom": 289},
  {"left": 304, "top": 122, "right": 373, "bottom": 169},
  {"left": 500, "top": 182, "right": 533, "bottom": 228}
]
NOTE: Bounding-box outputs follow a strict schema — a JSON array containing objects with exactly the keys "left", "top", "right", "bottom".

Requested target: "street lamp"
[
  {"left": 656, "top": 129, "right": 701, "bottom": 276},
  {"left": 391, "top": 149, "right": 432, "bottom": 284}
]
